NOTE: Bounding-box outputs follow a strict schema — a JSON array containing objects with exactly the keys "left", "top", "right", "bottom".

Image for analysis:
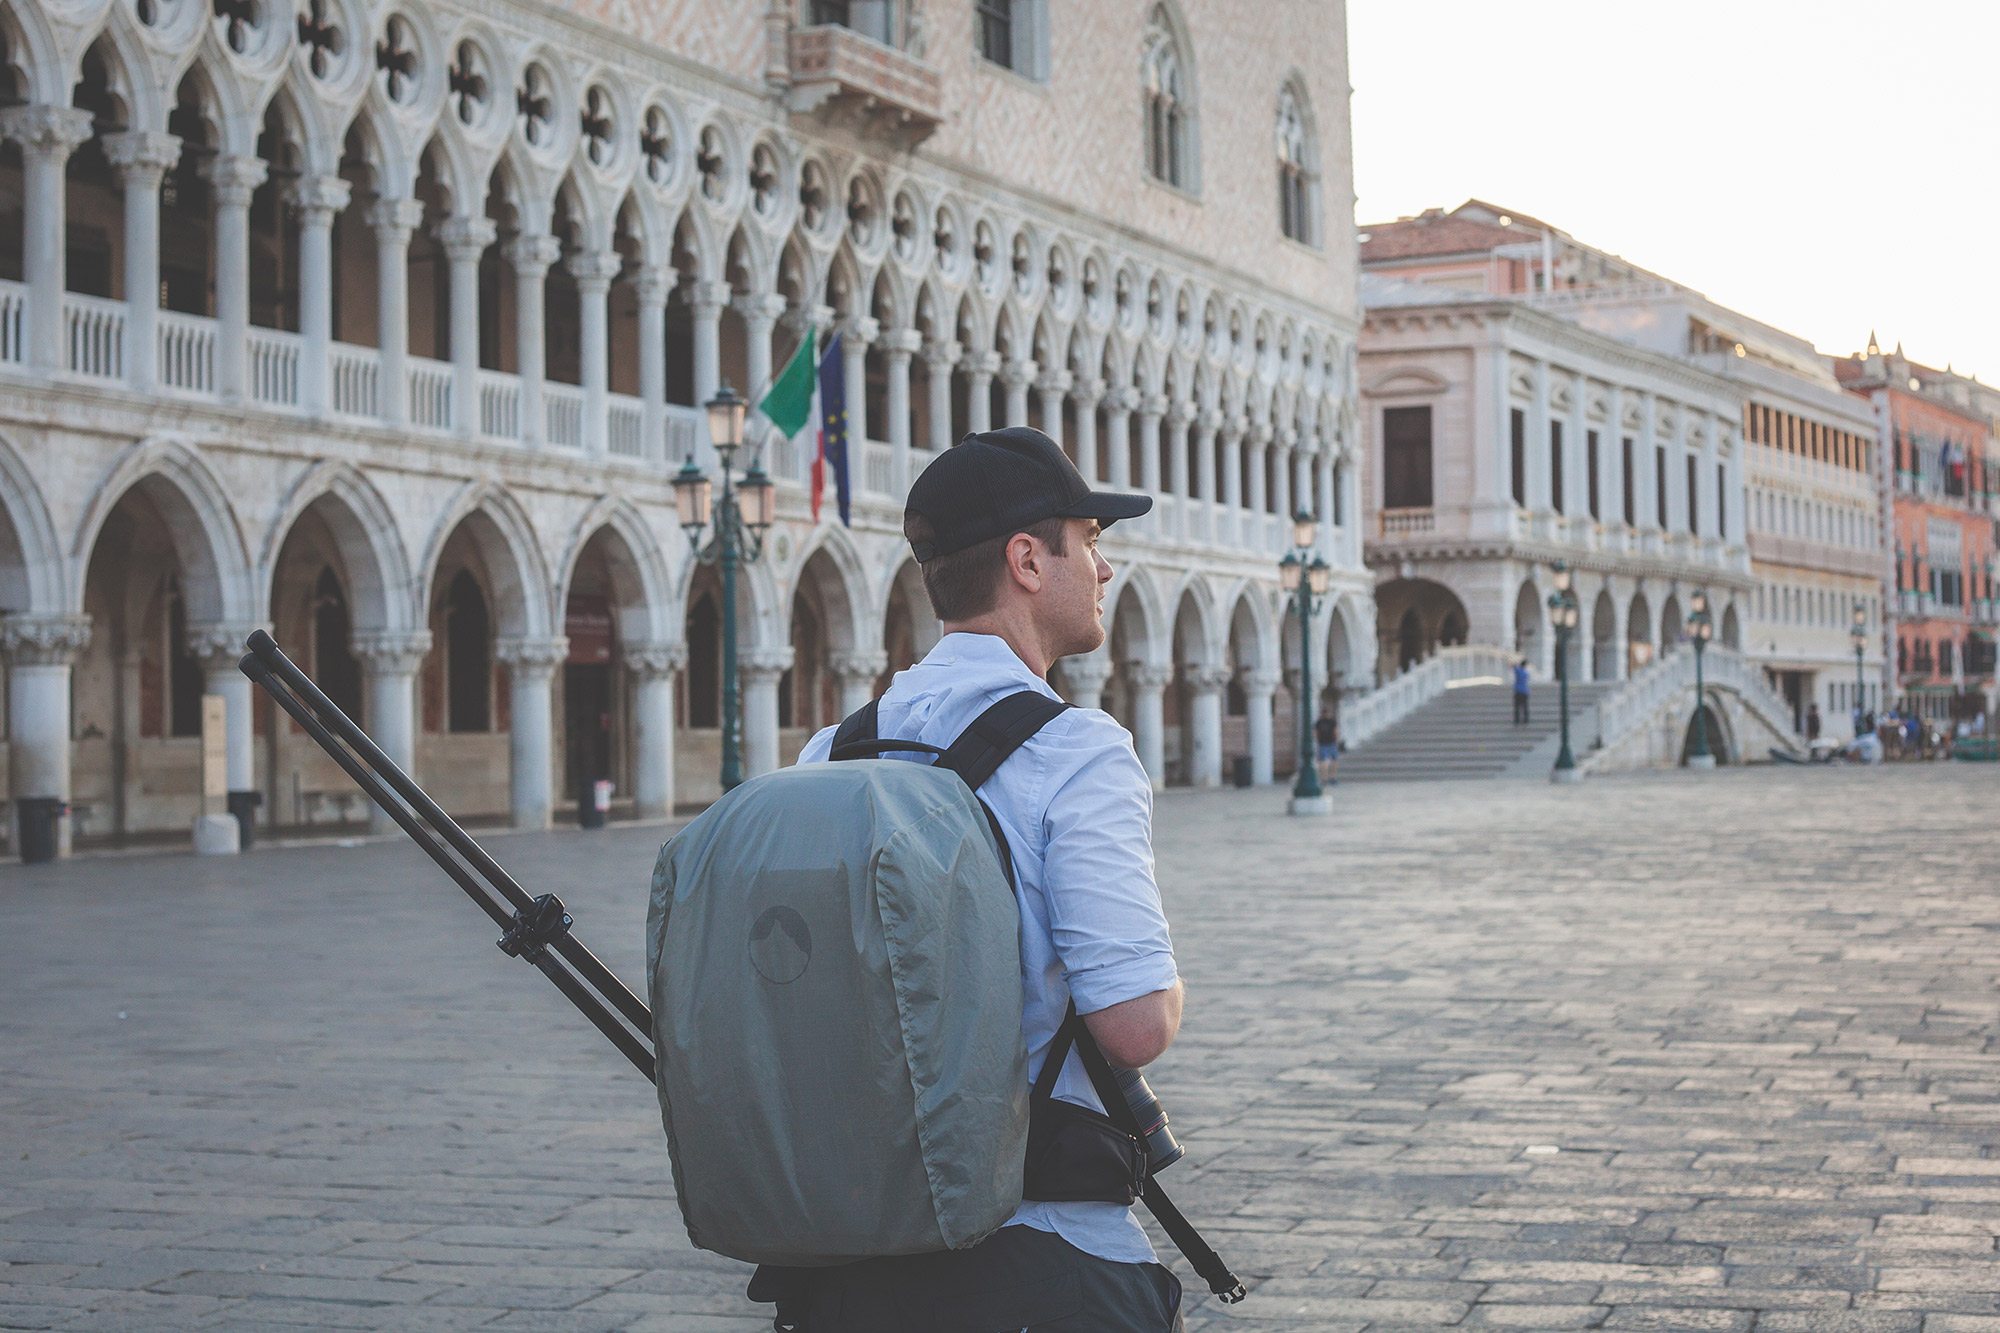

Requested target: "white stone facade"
[{"left": 0, "top": 0, "right": 1367, "bottom": 850}]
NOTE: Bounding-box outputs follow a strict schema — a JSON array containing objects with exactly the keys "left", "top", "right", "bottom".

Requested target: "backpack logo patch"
[{"left": 749, "top": 905, "right": 812, "bottom": 985}]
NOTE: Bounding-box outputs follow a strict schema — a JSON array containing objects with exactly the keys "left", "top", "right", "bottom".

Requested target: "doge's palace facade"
[{"left": 0, "top": 0, "right": 1367, "bottom": 851}]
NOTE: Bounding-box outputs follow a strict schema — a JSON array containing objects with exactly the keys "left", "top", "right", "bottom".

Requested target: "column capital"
[
  {"left": 740, "top": 645, "right": 795, "bottom": 678},
  {"left": 1059, "top": 654, "right": 1112, "bottom": 691},
  {"left": 828, "top": 650, "right": 887, "bottom": 683},
  {"left": 286, "top": 173, "right": 352, "bottom": 223},
  {"left": 633, "top": 264, "right": 674, "bottom": 308},
  {"left": 1196, "top": 409, "right": 1224, "bottom": 436},
  {"left": 351, "top": 629, "right": 434, "bottom": 675},
  {"left": 732, "top": 292, "right": 788, "bottom": 325},
  {"left": 689, "top": 279, "right": 733, "bottom": 316},
  {"left": 565, "top": 248, "right": 623, "bottom": 291},
  {"left": 1188, "top": 664, "right": 1234, "bottom": 693},
  {"left": 1034, "top": 369, "right": 1073, "bottom": 397},
  {"left": 495, "top": 636, "right": 569, "bottom": 676},
  {"left": 436, "top": 214, "right": 498, "bottom": 259},
  {"left": 785, "top": 302, "right": 837, "bottom": 340},
  {"left": 0, "top": 614, "right": 92, "bottom": 666},
  {"left": 622, "top": 641, "right": 688, "bottom": 679},
  {"left": 1102, "top": 385, "right": 1137, "bottom": 416},
  {"left": 841, "top": 314, "right": 880, "bottom": 347},
  {"left": 1242, "top": 668, "right": 1282, "bottom": 697},
  {"left": 877, "top": 326, "right": 923, "bottom": 359},
  {"left": 0, "top": 104, "right": 93, "bottom": 157},
  {"left": 366, "top": 196, "right": 426, "bottom": 239},
  {"left": 101, "top": 129, "right": 181, "bottom": 183},
  {"left": 1140, "top": 393, "right": 1169, "bottom": 420},
  {"left": 1071, "top": 377, "right": 1106, "bottom": 409},
  {"left": 202, "top": 153, "right": 268, "bottom": 206},
  {"left": 1246, "top": 418, "right": 1274, "bottom": 445},
  {"left": 503, "top": 233, "right": 563, "bottom": 277},
  {"left": 1000, "top": 357, "right": 1038, "bottom": 389},
  {"left": 922, "top": 338, "right": 963, "bottom": 372},
  {"left": 182, "top": 621, "right": 270, "bottom": 671},
  {"left": 965, "top": 349, "right": 1002, "bottom": 378},
  {"left": 1130, "top": 662, "right": 1175, "bottom": 692}
]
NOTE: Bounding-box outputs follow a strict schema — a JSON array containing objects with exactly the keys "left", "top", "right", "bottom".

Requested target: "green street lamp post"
[
  {"left": 1685, "top": 589, "right": 1715, "bottom": 769},
  {"left": 1546, "top": 560, "right": 1582, "bottom": 783},
  {"left": 672, "top": 384, "right": 776, "bottom": 793},
  {"left": 1279, "top": 510, "right": 1332, "bottom": 816},
  {"left": 1850, "top": 602, "right": 1868, "bottom": 737}
]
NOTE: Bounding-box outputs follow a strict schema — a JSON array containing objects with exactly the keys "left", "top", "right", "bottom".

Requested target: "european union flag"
[{"left": 815, "top": 333, "right": 851, "bottom": 527}]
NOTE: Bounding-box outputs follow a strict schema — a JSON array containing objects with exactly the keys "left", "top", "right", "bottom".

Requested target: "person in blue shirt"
[
  {"left": 1512, "top": 659, "right": 1532, "bottom": 725},
  {"left": 793, "top": 426, "right": 1186, "bottom": 1332}
]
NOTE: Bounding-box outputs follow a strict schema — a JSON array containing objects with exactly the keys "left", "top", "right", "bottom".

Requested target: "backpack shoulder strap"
[{"left": 937, "top": 690, "right": 1071, "bottom": 790}]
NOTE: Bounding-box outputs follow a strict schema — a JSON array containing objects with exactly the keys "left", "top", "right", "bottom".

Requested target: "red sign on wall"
[{"left": 566, "top": 594, "right": 614, "bottom": 665}]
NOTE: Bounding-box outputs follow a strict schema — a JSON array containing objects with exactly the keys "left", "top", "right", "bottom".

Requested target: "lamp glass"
[
  {"left": 741, "top": 464, "right": 776, "bottom": 532},
  {"left": 1278, "top": 551, "right": 1302, "bottom": 592},
  {"left": 1307, "top": 556, "right": 1331, "bottom": 596},
  {"left": 705, "top": 384, "right": 746, "bottom": 456},
  {"left": 672, "top": 459, "right": 712, "bottom": 532},
  {"left": 1292, "top": 511, "right": 1317, "bottom": 550},
  {"left": 1552, "top": 562, "right": 1571, "bottom": 594},
  {"left": 1690, "top": 589, "right": 1708, "bottom": 615}
]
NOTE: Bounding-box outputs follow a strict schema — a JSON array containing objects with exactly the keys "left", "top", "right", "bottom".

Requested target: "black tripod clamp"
[{"left": 497, "top": 893, "right": 574, "bottom": 965}]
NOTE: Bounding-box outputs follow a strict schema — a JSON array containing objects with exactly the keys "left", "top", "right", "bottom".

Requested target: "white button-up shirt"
[{"left": 797, "top": 632, "right": 1180, "bottom": 1264}]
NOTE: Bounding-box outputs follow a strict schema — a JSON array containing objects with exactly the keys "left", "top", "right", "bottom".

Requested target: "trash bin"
[
  {"left": 17, "top": 796, "right": 66, "bottom": 864},
  {"left": 227, "top": 790, "right": 263, "bottom": 850},
  {"left": 1230, "top": 755, "right": 1254, "bottom": 788},
  {"left": 578, "top": 776, "right": 610, "bottom": 830}
]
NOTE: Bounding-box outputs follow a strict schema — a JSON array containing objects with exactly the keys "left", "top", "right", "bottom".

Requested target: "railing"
[
  {"left": 664, "top": 408, "right": 700, "bottom": 466},
  {"left": 247, "top": 326, "right": 300, "bottom": 406},
  {"left": 544, "top": 381, "right": 584, "bottom": 450},
  {"left": 1342, "top": 645, "right": 1517, "bottom": 750},
  {"left": 329, "top": 343, "right": 379, "bottom": 419},
  {"left": 407, "top": 358, "right": 452, "bottom": 430},
  {"left": 1588, "top": 642, "right": 1799, "bottom": 767},
  {"left": 1378, "top": 507, "right": 1436, "bottom": 537},
  {"left": 0, "top": 280, "right": 22, "bottom": 363},
  {"left": 479, "top": 370, "right": 521, "bottom": 441},
  {"left": 65, "top": 293, "right": 125, "bottom": 380},
  {"left": 862, "top": 441, "right": 893, "bottom": 496},
  {"left": 157, "top": 311, "right": 215, "bottom": 393},
  {"left": 607, "top": 395, "right": 645, "bottom": 459}
]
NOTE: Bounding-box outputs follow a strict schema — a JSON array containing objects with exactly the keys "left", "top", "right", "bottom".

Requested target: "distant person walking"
[
  {"left": 1805, "top": 702, "right": 1822, "bottom": 745},
  {"left": 1314, "top": 712, "right": 1340, "bottom": 785},
  {"left": 1511, "top": 659, "right": 1531, "bottom": 725}
]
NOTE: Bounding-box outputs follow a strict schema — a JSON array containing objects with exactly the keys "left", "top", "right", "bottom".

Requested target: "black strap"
[
  {"left": 829, "top": 698, "right": 880, "bottom": 757},
  {"left": 937, "top": 691, "right": 1072, "bottom": 790},
  {"left": 1032, "top": 1002, "right": 1085, "bottom": 1105}
]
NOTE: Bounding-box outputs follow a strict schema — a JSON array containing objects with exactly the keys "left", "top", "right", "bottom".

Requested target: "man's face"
[{"left": 1039, "top": 518, "right": 1114, "bottom": 660}]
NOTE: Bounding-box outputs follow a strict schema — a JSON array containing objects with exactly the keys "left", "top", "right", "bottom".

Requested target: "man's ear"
[{"left": 1005, "top": 531, "right": 1043, "bottom": 593}]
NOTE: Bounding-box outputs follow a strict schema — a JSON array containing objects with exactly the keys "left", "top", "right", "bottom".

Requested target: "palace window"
[
  {"left": 1275, "top": 82, "right": 1317, "bottom": 245},
  {"left": 808, "top": 0, "right": 898, "bottom": 46},
  {"left": 1549, "top": 421, "right": 1564, "bottom": 514},
  {"left": 976, "top": 0, "right": 1048, "bottom": 79},
  {"left": 1621, "top": 437, "right": 1635, "bottom": 524},
  {"left": 1381, "top": 406, "right": 1433, "bottom": 509},
  {"left": 1142, "top": 5, "right": 1197, "bottom": 191},
  {"left": 1510, "top": 408, "right": 1526, "bottom": 506},
  {"left": 1586, "top": 429, "right": 1601, "bottom": 520}
]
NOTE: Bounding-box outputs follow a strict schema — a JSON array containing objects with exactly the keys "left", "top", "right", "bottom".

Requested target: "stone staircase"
[{"left": 1339, "top": 681, "right": 1618, "bottom": 782}]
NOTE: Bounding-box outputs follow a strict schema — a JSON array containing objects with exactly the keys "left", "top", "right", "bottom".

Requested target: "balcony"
[
  {"left": 786, "top": 24, "right": 944, "bottom": 148},
  {"left": 1377, "top": 507, "right": 1435, "bottom": 538}
]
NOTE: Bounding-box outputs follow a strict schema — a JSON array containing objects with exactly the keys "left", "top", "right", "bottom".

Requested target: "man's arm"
[{"left": 1083, "top": 978, "right": 1183, "bottom": 1069}]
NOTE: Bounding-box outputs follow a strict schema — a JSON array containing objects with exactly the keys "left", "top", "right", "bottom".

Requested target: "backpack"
[{"left": 644, "top": 691, "right": 1070, "bottom": 1268}]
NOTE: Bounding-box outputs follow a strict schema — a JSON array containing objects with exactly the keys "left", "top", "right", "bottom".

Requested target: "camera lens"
[{"left": 1111, "top": 1067, "right": 1184, "bottom": 1172}]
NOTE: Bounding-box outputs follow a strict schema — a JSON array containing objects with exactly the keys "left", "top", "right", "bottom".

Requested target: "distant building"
[{"left": 1835, "top": 344, "right": 1999, "bottom": 727}]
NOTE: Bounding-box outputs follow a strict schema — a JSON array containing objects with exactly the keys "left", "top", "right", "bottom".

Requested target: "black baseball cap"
[{"left": 904, "top": 426, "right": 1153, "bottom": 563}]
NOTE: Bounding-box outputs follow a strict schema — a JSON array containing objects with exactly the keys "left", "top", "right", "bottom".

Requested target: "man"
[
  {"left": 793, "top": 426, "right": 1186, "bottom": 1331},
  {"left": 1313, "top": 711, "right": 1340, "bottom": 784},
  {"left": 1805, "top": 702, "right": 1822, "bottom": 745},
  {"left": 1512, "top": 658, "right": 1531, "bottom": 725}
]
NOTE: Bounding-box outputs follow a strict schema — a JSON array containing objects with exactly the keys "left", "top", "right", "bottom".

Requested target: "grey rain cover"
[{"left": 646, "top": 759, "right": 1030, "bottom": 1267}]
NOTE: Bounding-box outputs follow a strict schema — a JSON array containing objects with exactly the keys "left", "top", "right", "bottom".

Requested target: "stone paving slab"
[{"left": 4, "top": 763, "right": 1999, "bottom": 1329}]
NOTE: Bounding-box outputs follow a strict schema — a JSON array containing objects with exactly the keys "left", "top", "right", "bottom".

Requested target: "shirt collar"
[{"left": 924, "top": 632, "right": 1063, "bottom": 700}]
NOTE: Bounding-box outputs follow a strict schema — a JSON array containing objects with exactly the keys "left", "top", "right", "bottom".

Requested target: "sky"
[{"left": 1346, "top": 0, "right": 1999, "bottom": 384}]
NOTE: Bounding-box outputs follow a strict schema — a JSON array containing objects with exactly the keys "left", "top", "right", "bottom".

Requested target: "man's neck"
[{"left": 940, "top": 612, "right": 1053, "bottom": 678}]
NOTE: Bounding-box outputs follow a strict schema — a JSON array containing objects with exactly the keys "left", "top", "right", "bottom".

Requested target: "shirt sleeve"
[
  {"left": 1036, "top": 709, "right": 1179, "bottom": 1015},
  {"left": 796, "top": 724, "right": 838, "bottom": 765}
]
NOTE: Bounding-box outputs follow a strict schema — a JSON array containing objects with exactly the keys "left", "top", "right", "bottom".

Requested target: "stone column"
[
  {"left": 1220, "top": 418, "right": 1245, "bottom": 548},
  {"left": 205, "top": 154, "right": 268, "bottom": 400},
  {"left": 1697, "top": 416, "right": 1721, "bottom": 541},
  {"left": 1246, "top": 422, "right": 1270, "bottom": 517},
  {"left": 505, "top": 233, "right": 561, "bottom": 447},
  {"left": 830, "top": 651, "right": 887, "bottom": 718},
  {"left": 841, "top": 315, "right": 878, "bottom": 453},
  {"left": 1072, "top": 379, "right": 1104, "bottom": 483},
  {"left": 1528, "top": 359, "right": 1554, "bottom": 513},
  {"left": 1058, "top": 654, "right": 1111, "bottom": 710},
  {"left": 1244, "top": 668, "right": 1279, "bottom": 786},
  {"left": 351, "top": 630, "right": 431, "bottom": 833},
  {"left": 185, "top": 624, "right": 263, "bottom": 802},
  {"left": 102, "top": 130, "right": 181, "bottom": 391},
  {"left": 291, "top": 174, "right": 350, "bottom": 415},
  {"left": 1101, "top": 386, "right": 1131, "bottom": 490},
  {"left": 1342, "top": 449, "right": 1364, "bottom": 567},
  {"left": 568, "top": 249, "right": 620, "bottom": 455},
  {"left": 1001, "top": 358, "right": 1035, "bottom": 429},
  {"left": 1035, "top": 371, "right": 1071, "bottom": 449},
  {"left": 1604, "top": 386, "right": 1626, "bottom": 528},
  {"left": 366, "top": 198, "right": 423, "bottom": 424},
  {"left": 0, "top": 106, "right": 93, "bottom": 373},
  {"left": 496, "top": 637, "right": 566, "bottom": 830},
  {"left": 740, "top": 646, "right": 794, "bottom": 778},
  {"left": 1274, "top": 432, "right": 1297, "bottom": 522},
  {"left": 624, "top": 643, "right": 685, "bottom": 819},
  {"left": 1194, "top": 411, "right": 1220, "bottom": 541},
  {"left": 635, "top": 266, "right": 671, "bottom": 462},
  {"left": 437, "top": 215, "right": 495, "bottom": 437},
  {"left": 966, "top": 350, "right": 999, "bottom": 434},
  {"left": 1130, "top": 664, "right": 1172, "bottom": 791},
  {"left": 1166, "top": 404, "right": 1192, "bottom": 535},
  {"left": 1, "top": 615, "right": 91, "bottom": 857},
  {"left": 1136, "top": 393, "right": 1163, "bottom": 495},
  {"left": 1188, "top": 666, "right": 1230, "bottom": 787},
  {"left": 736, "top": 291, "right": 784, "bottom": 402},
  {"left": 880, "top": 327, "right": 922, "bottom": 495},
  {"left": 923, "top": 339, "right": 960, "bottom": 451},
  {"left": 689, "top": 279, "right": 728, "bottom": 404}
]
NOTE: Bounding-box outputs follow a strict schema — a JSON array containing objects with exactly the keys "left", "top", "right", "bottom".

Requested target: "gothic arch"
[
  {"left": 791, "top": 523, "right": 875, "bottom": 655},
  {"left": 257, "top": 460, "right": 415, "bottom": 635},
  {"left": 1104, "top": 562, "right": 1167, "bottom": 667},
  {"left": 1167, "top": 572, "right": 1222, "bottom": 668},
  {"left": 1220, "top": 578, "right": 1277, "bottom": 673},
  {"left": 415, "top": 481, "right": 553, "bottom": 640},
  {"left": 0, "top": 429, "right": 66, "bottom": 617},
  {"left": 70, "top": 436, "right": 254, "bottom": 625},
  {"left": 553, "top": 496, "right": 677, "bottom": 649}
]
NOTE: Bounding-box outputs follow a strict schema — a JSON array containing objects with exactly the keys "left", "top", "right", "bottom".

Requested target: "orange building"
[{"left": 1836, "top": 343, "right": 1999, "bottom": 726}]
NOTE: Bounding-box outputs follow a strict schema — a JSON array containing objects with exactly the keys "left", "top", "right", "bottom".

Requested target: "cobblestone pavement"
[{"left": 5, "top": 764, "right": 2000, "bottom": 1331}]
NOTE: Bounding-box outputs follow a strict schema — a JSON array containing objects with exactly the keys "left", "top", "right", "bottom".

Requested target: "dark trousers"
[
  {"left": 1513, "top": 693, "right": 1530, "bottom": 724},
  {"left": 796, "top": 1224, "right": 1184, "bottom": 1332}
]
